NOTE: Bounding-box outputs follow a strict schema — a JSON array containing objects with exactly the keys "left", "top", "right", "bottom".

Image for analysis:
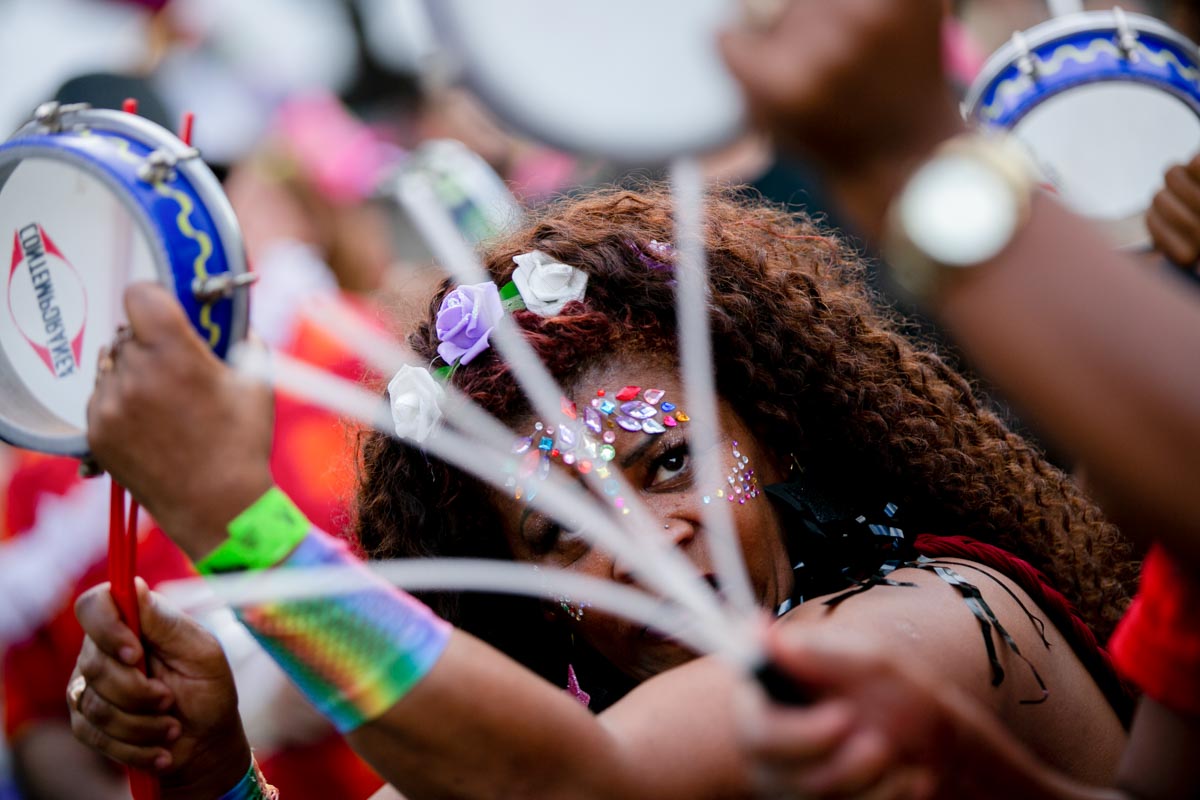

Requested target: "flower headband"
[{"left": 387, "top": 251, "right": 588, "bottom": 443}]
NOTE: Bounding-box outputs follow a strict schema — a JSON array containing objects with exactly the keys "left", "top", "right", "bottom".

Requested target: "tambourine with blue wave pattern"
[
  {"left": 0, "top": 103, "right": 249, "bottom": 456},
  {"left": 964, "top": 9, "right": 1200, "bottom": 248}
]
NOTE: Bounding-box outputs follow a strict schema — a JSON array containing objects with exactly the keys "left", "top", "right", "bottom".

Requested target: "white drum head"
[
  {"left": 424, "top": 0, "right": 746, "bottom": 163},
  {"left": 0, "top": 156, "right": 159, "bottom": 452},
  {"left": 1012, "top": 84, "right": 1200, "bottom": 248}
]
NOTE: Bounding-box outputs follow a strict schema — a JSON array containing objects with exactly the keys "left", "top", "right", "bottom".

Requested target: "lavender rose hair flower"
[{"left": 436, "top": 281, "right": 503, "bottom": 365}]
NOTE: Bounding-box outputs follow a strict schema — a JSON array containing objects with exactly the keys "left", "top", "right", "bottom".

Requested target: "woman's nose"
[{"left": 610, "top": 519, "right": 699, "bottom": 584}]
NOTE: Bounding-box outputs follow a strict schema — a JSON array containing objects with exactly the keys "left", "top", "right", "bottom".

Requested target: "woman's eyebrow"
[{"left": 620, "top": 437, "right": 659, "bottom": 468}]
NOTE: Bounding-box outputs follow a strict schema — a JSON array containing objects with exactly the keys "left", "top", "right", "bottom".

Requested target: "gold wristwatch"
[{"left": 884, "top": 133, "right": 1038, "bottom": 305}]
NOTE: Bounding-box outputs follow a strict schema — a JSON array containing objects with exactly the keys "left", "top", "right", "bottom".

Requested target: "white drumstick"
[{"left": 1047, "top": 0, "right": 1085, "bottom": 18}]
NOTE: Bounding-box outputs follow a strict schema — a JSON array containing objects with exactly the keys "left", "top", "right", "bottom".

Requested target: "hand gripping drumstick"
[
  {"left": 108, "top": 481, "right": 161, "bottom": 800},
  {"left": 101, "top": 97, "right": 202, "bottom": 800}
]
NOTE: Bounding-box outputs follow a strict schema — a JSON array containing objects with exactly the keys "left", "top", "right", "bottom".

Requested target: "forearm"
[
  {"left": 827, "top": 135, "right": 1200, "bottom": 566},
  {"left": 1117, "top": 698, "right": 1200, "bottom": 799},
  {"left": 232, "top": 525, "right": 643, "bottom": 799},
  {"left": 348, "top": 633, "right": 642, "bottom": 800},
  {"left": 940, "top": 691, "right": 1124, "bottom": 800},
  {"left": 936, "top": 195, "right": 1200, "bottom": 565}
]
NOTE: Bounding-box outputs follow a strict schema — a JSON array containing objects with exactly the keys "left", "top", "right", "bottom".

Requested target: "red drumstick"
[{"left": 108, "top": 482, "right": 161, "bottom": 800}]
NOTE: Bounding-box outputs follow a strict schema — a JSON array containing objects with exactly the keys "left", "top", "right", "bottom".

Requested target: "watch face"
[{"left": 899, "top": 154, "right": 1020, "bottom": 267}]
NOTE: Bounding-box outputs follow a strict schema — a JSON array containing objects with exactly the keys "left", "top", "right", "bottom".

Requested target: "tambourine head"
[
  {"left": 422, "top": 0, "right": 746, "bottom": 163},
  {"left": 0, "top": 106, "right": 247, "bottom": 456}
]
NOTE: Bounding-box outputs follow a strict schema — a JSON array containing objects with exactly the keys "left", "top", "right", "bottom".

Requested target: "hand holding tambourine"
[
  {"left": 0, "top": 101, "right": 257, "bottom": 800},
  {"left": 87, "top": 282, "right": 274, "bottom": 560}
]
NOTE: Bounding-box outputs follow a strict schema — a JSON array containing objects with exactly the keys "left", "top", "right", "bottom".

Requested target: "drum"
[
  {"left": 0, "top": 102, "right": 248, "bottom": 456},
  {"left": 964, "top": 8, "right": 1200, "bottom": 248},
  {"left": 421, "top": 0, "right": 745, "bottom": 163},
  {"left": 378, "top": 138, "right": 522, "bottom": 265}
]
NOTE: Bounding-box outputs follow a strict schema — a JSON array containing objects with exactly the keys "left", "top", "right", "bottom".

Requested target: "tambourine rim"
[
  {"left": 49, "top": 109, "right": 251, "bottom": 352},
  {"left": 0, "top": 108, "right": 248, "bottom": 457},
  {"left": 422, "top": 0, "right": 746, "bottom": 164},
  {"left": 964, "top": 10, "right": 1200, "bottom": 119}
]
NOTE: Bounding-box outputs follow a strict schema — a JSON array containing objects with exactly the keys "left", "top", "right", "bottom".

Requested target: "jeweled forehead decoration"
[{"left": 505, "top": 386, "right": 689, "bottom": 510}]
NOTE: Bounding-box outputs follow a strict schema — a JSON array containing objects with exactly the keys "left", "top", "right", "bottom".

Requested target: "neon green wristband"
[{"left": 196, "top": 487, "right": 310, "bottom": 575}]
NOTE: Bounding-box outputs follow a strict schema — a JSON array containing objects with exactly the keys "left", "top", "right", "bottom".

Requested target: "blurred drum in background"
[
  {"left": 965, "top": 8, "right": 1200, "bottom": 248},
  {"left": 378, "top": 138, "right": 521, "bottom": 265},
  {"left": 0, "top": 101, "right": 248, "bottom": 456},
  {"left": 420, "top": 0, "right": 745, "bottom": 164}
]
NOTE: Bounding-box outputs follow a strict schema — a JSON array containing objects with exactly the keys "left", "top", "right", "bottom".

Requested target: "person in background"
[{"left": 721, "top": 1, "right": 1200, "bottom": 796}]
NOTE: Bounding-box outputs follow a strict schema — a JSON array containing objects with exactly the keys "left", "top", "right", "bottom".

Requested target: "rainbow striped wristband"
[{"left": 236, "top": 527, "right": 451, "bottom": 732}]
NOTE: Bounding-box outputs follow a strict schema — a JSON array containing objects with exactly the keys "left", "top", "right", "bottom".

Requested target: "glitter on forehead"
[{"left": 508, "top": 383, "right": 691, "bottom": 513}]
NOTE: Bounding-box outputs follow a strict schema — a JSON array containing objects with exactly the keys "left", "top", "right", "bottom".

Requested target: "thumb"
[
  {"left": 135, "top": 577, "right": 219, "bottom": 662},
  {"left": 124, "top": 282, "right": 199, "bottom": 348}
]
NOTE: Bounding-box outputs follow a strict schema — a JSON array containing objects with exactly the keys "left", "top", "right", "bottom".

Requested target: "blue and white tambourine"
[
  {"left": 0, "top": 102, "right": 249, "bottom": 455},
  {"left": 965, "top": 8, "right": 1200, "bottom": 248}
]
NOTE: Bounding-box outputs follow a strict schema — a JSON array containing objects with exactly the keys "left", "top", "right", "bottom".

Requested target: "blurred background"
[{"left": 0, "top": 0, "right": 1177, "bottom": 797}]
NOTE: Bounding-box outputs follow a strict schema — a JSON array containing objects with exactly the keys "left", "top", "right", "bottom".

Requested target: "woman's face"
[{"left": 496, "top": 354, "right": 793, "bottom": 682}]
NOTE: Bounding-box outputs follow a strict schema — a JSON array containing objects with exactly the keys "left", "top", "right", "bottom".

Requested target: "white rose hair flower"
[
  {"left": 388, "top": 364, "right": 446, "bottom": 443},
  {"left": 511, "top": 250, "right": 588, "bottom": 317}
]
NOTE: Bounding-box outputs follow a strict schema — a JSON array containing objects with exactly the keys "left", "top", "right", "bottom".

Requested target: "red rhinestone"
[{"left": 615, "top": 386, "right": 641, "bottom": 401}]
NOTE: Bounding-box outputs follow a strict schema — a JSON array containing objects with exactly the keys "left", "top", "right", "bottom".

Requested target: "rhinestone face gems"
[
  {"left": 724, "top": 440, "right": 759, "bottom": 504},
  {"left": 620, "top": 401, "right": 657, "bottom": 420},
  {"left": 616, "top": 415, "right": 643, "bottom": 432},
  {"left": 510, "top": 383, "right": 692, "bottom": 515},
  {"left": 641, "top": 418, "right": 666, "bottom": 435}
]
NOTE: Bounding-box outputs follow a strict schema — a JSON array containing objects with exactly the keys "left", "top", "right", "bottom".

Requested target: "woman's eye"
[
  {"left": 649, "top": 448, "right": 690, "bottom": 488},
  {"left": 529, "top": 520, "right": 590, "bottom": 566}
]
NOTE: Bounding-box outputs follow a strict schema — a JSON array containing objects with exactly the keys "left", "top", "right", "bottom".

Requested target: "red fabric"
[
  {"left": 1111, "top": 545, "right": 1200, "bottom": 717},
  {"left": 3, "top": 453, "right": 194, "bottom": 742}
]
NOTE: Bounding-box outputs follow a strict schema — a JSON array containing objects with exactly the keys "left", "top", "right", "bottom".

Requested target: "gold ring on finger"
[{"left": 68, "top": 675, "right": 87, "bottom": 713}]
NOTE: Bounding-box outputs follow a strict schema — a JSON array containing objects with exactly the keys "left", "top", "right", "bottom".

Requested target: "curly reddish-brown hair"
[{"left": 356, "top": 185, "right": 1138, "bottom": 705}]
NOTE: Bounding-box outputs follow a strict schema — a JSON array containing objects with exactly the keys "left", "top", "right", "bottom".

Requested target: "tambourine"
[
  {"left": 0, "top": 102, "right": 249, "bottom": 456},
  {"left": 965, "top": 8, "right": 1200, "bottom": 249},
  {"left": 377, "top": 138, "right": 522, "bottom": 265},
  {"left": 421, "top": 0, "right": 745, "bottom": 163}
]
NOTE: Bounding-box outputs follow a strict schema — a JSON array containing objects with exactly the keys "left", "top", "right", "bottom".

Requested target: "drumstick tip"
[{"left": 180, "top": 112, "right": 195, "bottom": 146}]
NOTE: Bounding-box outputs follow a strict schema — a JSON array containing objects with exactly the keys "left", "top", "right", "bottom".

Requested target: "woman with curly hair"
[{"left": 71, "top": 185, "right": 1137, "bottom": 799}]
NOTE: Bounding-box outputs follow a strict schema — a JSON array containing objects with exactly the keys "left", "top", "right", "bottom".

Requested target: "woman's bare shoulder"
[{"left": 778, "top": 560, "right": 1127, "bottom": 781}]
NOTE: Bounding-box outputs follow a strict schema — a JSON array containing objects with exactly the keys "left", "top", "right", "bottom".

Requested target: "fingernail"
[
  {"left": 157, "top": 693, "right": 174, "bottom": 712},
  {"left": 119, "top": 646, "right": 139, "bottom": 665},
  {"left": 154, "top": 752, "right": 172, "bottom": 770},
  {"left": 166, "top": 724, "right": 181, "bottom": 743}
]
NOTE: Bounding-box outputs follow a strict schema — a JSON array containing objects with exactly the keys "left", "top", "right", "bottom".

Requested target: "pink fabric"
[{"left": 274, "top": 93, "right": 402, "bottom": 205}]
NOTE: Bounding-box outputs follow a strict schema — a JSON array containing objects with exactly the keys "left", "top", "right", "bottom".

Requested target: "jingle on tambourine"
[{"left": 0, "top": 101, "right": 249, "bottom": 456}]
